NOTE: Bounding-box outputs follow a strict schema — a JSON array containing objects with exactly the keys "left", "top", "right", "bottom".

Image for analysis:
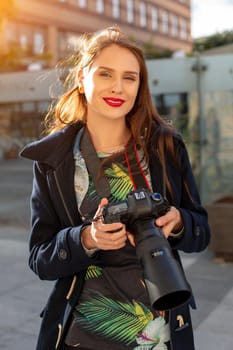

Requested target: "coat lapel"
[
  {"left": 48, "top": 151, "right": 81, "bottom": 227},
  {"left": 149, "top": 153, "right": 165, "bottom": 196}
]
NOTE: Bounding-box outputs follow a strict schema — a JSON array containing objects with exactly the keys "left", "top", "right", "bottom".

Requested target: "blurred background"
[
  {"left": 0, "top": 1, "right": 232, "bottom": 349},
  {"left": 0, "top": 0, "right": 232, "bottom": 205}
]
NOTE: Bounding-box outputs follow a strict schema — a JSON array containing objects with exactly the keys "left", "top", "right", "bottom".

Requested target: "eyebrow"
[{"left": 98, "top": 66, "right": 139, "bottom": 76}]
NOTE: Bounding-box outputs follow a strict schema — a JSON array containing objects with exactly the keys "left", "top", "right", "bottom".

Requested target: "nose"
[{"left": 111, "top": 78, "right": 123, "bottom": 94}]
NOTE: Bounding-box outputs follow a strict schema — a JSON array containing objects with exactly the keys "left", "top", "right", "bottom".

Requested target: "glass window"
[
  {"left": 58, "top": 31, "right": 68, "bottom": 57},
  {"left": 67, "top": 34, "right": 80, "bottom": 50},
  {"left": 34, "top": 32, "right": 44, "bottom": 54},
  {"left": 180, "top": 18, "right": 187, "bottom": 40},
  {"left": 112, "top": 0, "right": 120, "bottom": 18},
  {"left": 171, "top": 15, "right": 178, "bottom": 37},
  {"left": 58, "top": 31, "right": 81, "bottom": 57},
  {"left": 96, "top": 0, "right": 104, "bottom": 13},
  {"left": 151, "top": 6, "right": 158, "bottom": 31},
  {"left": 20, "top": 34, "right": 27, "bottom": 50},
  {"left": 78, "top": 0, "right": 87, "bottom": 7},
  {"left": 21, "top": 102, "right": 35, "bottom": 112},
  {"left": 139, "top": 2, "right": 147, "bottom": 27},
  {"left": 38, "top": 101, "right": 50, "bottom": 113},
  {"left": 162, "top": 10, "right": 169, "bottom": 34},
  {"left": 127, "top": 0, "right": 134, "bottom": 23}
]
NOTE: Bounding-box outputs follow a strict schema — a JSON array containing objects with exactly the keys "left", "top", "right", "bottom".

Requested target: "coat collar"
[{"left": 20, "top": 122, "right": 84, "bottom": 168}]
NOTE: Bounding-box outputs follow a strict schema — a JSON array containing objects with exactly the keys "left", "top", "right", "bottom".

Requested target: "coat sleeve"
[
  {"left": 168, "top": 141, "right": 211, "bottom": 253},
  {"left": 28, "top": 161, "right": 98, "bottom": 281}
]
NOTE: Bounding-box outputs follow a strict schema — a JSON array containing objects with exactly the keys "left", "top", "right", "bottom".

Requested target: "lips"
[{"left": 103, "top": 97, "right": 125, "bottom": 107}]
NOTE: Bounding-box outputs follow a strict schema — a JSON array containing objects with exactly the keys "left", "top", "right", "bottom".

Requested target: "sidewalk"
[{"left": 0, "top": 158, "right": 233, "bottom": 349}]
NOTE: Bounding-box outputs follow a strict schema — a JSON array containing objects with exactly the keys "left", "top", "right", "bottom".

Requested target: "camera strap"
[
  {"left": 80, "top": 127, "right": 150, "bottom": 198},
  {"left": 80, "top": 127, "right": 111, "bottom": 198},
  {"left": 124, "top": 143, "right": 151, "bottom": 191}
]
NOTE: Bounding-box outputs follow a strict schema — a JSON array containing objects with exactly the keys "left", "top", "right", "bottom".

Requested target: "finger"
[
  {"left": 94, "top": 197, "right": 108, "bottom": 220},
  {"left": 96, "top": 221, "right": 124, "bottom": 233},
  {"left": 96, "top": 232, "right": 127, "bottom": 250},
  {"left": 161, "top": 222, "right": 174, "bottom": 238},
  {"left": 105, "top": 223, "right": 124, "bottom": 233},
  {"left": 127, "top": 232, "right": 136, "bottom": 247},
  {"left": 155, "top": 207, "right": 179, "bottom": 227}
]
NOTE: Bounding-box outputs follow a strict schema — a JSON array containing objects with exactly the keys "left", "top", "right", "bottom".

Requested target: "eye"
[
  {"left": 124, "top": 76, "right": 137, "bottom": 81},
  {"left": 123, "top": 74, "right": 138, "bottom": 81},
  {"left": 99, "top": 71, "right": 112, "bottom": 78}
]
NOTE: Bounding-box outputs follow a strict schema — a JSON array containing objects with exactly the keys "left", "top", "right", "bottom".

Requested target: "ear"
[{"left": 77, "top": 69, "right": 84, "bottom": 86}]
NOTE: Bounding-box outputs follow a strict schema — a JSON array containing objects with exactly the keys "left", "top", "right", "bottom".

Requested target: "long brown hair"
[{"left": 44, "top": 26, "right": 181, "bottom": 197}]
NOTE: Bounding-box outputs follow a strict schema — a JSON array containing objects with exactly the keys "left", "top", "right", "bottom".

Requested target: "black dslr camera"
[
  {"left": 102, "top": 188, "right": 191, "bottom": 311},
  {"left": 102, "top": 190, "right": 170, "bottom": 226}
]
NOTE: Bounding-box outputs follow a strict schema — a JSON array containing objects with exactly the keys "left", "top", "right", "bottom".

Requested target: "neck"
[{"left": 87, "top": 120, "right": 131, "bottom": 152}]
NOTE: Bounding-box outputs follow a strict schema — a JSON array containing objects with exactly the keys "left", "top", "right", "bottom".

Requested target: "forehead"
[{"left": 90, "top": 44, "right": 140, "bottom": 72}]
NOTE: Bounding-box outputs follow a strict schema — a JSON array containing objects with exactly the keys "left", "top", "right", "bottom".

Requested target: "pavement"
[{"left": 0, "top": 158, "right": 233, "bottom": 350}]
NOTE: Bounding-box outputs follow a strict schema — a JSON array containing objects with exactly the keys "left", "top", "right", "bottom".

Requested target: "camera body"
[
  {"left": 102, "top": 189, "right": 170, "bottom": 228},
  {"left": 102, "top": 188, "right": 191, "bottom": 311}
]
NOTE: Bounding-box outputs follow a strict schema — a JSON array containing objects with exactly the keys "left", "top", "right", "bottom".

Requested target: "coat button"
[
  {"left": 196, "top": 226, "right": 201, "bottom": 236},
  {"left": 58, "top": 248, "right": 68, "bottom": 260}
]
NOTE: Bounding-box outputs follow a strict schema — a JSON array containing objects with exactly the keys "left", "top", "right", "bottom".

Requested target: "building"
[{"left": 0, "top": 0, "right": 192, "bottom": 68}]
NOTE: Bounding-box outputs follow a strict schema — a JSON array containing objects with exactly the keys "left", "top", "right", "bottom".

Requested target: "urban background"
[{"left": 0, "top": 1, "right": 233, "bottom": 349}]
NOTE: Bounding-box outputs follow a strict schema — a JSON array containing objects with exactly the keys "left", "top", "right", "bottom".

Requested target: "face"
[{"left": 80, "top": 44, "right": 140, "bottom": 124}]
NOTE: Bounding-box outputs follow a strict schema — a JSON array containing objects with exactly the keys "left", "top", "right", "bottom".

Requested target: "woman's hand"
[
  {"left": 81, "top": 198, "right": 129, "bottom": 251},
  {"left": 155, "top": 206, "right": 183, "bottom": 239}
]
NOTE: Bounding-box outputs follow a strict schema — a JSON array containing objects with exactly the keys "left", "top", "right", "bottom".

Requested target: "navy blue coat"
[{"left": 20, "top": 122, "right": 210, "bottom": 350}]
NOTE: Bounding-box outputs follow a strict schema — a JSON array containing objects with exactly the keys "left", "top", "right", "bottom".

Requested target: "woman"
[{"left": 20, "top": 27, "right": 210, "bottom": 350}]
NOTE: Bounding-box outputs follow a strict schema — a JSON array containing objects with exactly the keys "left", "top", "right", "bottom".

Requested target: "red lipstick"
[{"left": 103, "top": 97, "right": 125, "bottom": 107}]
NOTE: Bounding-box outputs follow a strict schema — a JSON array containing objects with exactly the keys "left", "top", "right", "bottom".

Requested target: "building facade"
[{"left": 1, "top": 0, "right": 192, "bottom": 67}]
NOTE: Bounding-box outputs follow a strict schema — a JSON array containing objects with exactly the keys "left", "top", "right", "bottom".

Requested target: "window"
[
  {"left": 162, "top": 10, "right": 169, "bottom": 34},
  {"left": 180, "top": 18, "right": 187, "bottom": 40},
  {"left": 34, "top": 32, "right": 44, "bottom": 54},
  {"left": 96, "top": 0, "right": 104, "bottom": 13},
  {"left": 151, "top": 6, "right": 158, "bottom": 31},
  {"left": 171, "top": 15, "right": 178, "bottom": 37},
  {"left": 78, "top": 0, "right": 87, "bottom": 8},
  {"left": 21, "top": 102, "right": 35, "bottom": 112},
  {"left": 20, "top": 34, "right": 27, "bottom": 50},
  {"left": 127, "top": 0, "right": 134, "bottom": 23},
  {"left": 112, "top": 0, "right": 120, "bottom": 18},
  {"left": 139, "top": 2, "right": 147, "bottom": 27},
  {"left": 67, "top": 34, "right": 80, "bottom": 50},
  {"left": 38, "top": 101, "right": 50, "bottom": 113},
  {"left": 58, "top": 31, "right": 81, "bottom": 57}
]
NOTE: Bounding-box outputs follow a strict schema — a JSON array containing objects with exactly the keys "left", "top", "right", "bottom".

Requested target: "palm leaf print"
[
  {"left": 86, "top": 162, "right": 133, "bottom": 204},
  {"left": 105, "top": 163, "right": 133, "bottom": 201},
  {"left": 74, "top": 292, "right": 153, "bottom": 345},
  {"left": 85, "top": 265, "right": 102, "bottom": 280}
]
